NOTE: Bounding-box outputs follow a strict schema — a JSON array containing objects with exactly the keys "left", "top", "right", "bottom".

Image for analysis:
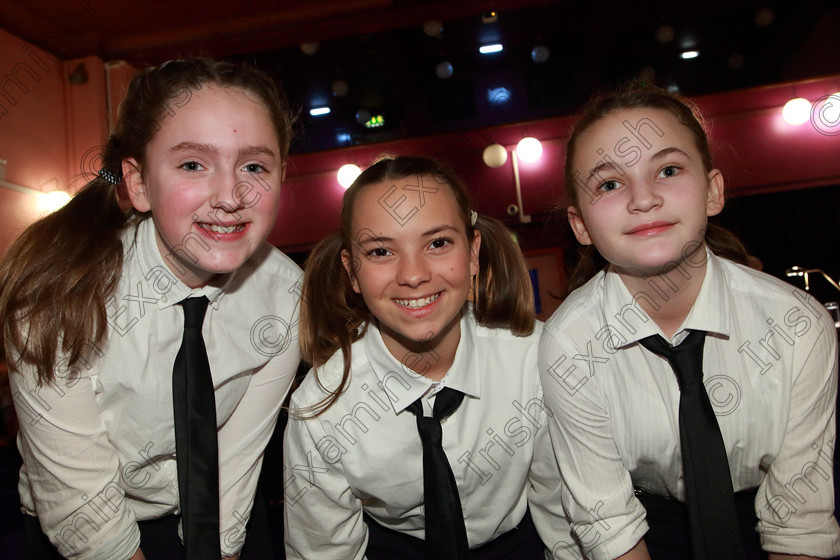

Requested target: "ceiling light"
[
  {"left": 337, "top": 164, "right": 362, "bottom": 188},
  {"left": 531, "top": 45, "right": 550, "bottom": 64},
  {"left": 479, "top": 44, "right": 503, "bottom": 54},
  {"left": 516, "top": 137, "right": 542, "bottom": 163},
  {"left": 782, "top": 98, "right": 811, "bottom": 125},
  {"left": 482, "top": 143, "right": 508, "bottom": 168},
  {"left": 680, "top": 50, "right": 699, "bottom": 60},
  {"left": 309, "top": 107, "right": 330, "bottom": 117}
]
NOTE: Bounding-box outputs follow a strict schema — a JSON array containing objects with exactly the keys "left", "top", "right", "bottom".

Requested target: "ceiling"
[{"left": 3, "top": 0, "right": 839, "bottom": 154}]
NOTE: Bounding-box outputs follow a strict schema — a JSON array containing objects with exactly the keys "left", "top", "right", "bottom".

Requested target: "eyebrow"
[
  {"left": 169, "top": 142, "right": 276, "bottom": 159},
  {"left": 354, "top": 225, "right": 460, "bottom": 247},
  {"left": 650, "top": 147, "right": 690, "bottom": 161},
  {"left": 588, "top": 160, "right": 623, "bottom": 179}
]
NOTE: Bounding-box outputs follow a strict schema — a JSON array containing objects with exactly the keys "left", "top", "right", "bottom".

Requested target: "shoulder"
[
  {"left": 543, "top": 271, "right": 605, "bottom": 338},
  {"left": 290, "top": 336, "right": 371, "bottom": 411}
]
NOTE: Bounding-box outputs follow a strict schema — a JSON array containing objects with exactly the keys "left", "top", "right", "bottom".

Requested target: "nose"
[
  {"left": 396, "top": 252, "right": 431, "bottom": 288},
  {"left": 209, "top": 165, "right": 246, "bottom": 214},
  {"left": 627, "top": 178, "right": 662, "bottom": 213}
]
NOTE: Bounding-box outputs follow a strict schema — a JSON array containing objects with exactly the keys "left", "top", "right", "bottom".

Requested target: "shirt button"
[{"left": 161, "top": 296, "right": 168, "bottom": 303}]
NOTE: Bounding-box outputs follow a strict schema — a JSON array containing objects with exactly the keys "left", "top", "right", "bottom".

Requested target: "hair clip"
[
  {"left": 98, "top": 168, "right": 122, "bottom": 185},
  {"left": 470, "top": 210, "right": 478, "bottom": 226}
]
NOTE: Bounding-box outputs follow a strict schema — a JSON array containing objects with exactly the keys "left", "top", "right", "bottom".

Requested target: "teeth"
[
  {"left": 394, "top": 293, "right": 440, "bottom": 308},
  {"left": 201, "top": 224, "right": 244, "bottom": 234}
]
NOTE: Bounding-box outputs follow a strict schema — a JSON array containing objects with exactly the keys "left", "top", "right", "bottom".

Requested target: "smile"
[
  {"left": 198, "top": 223, "right": 246, "bottom": 234},
  {"left": 393, "top": 292, "right": 441, "bottom": 309}
]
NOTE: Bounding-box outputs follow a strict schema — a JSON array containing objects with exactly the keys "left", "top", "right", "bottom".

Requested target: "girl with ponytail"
[
  {"left": 0, "top": 58, "right": 302, "bottom": 559},
  {"left": 284, "top": 155, "right": 576, "bottom": 559}
]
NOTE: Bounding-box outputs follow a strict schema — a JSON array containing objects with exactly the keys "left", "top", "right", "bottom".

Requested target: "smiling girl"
[
  {"left": 0, "top": 58, "right": 302, "bottom": 559},
  {"left": 283, "top": 156, "right": 576, "bottom": 559},
  {"left": 539, "top": 84, "right": 839, "bottom": 559}
]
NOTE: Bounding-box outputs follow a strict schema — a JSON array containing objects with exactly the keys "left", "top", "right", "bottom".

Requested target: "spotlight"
[{"left": 782, "top": 98, "right": 811, "bottom": 125}]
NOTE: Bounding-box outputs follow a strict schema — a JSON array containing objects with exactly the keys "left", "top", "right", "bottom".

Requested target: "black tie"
[
  {"left": 639, "top": 330, "right": 744, "bottom": 560},
  {"left": 173, "top": 296, "right": 221, "bottom": 559},
  {"left": 407, "top": 387, "right": 469, "bottom": 560}
]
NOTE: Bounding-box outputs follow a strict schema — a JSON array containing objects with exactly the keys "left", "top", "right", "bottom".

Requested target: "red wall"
[{"left": 0, "top": 28, "right": 111, "bottom": 255}]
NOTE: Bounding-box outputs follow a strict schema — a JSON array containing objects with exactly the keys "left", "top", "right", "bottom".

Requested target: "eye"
[
  {"left": 180, "top": 161, "right": 204, "bottom": 172},
  {"left": 657, "top": 165, "right": 681, "bottom": 179},
  {"left": 243, "top": 163, "right": 267, "bottom": 174},
  {"left": 598, "top": 180, "right": 621, "bottom": 193},
  {"left": 366, "top": 247, "right": 391, "bottom": 258},
  {"left": 429, "top": 237, "right": 452, "bottom": 250}
]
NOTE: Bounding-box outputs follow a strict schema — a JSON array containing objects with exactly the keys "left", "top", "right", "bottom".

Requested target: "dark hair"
[
  {"left": 0, "top": 58, "right": 295, "bottom": 384},
  {"left": 299, "top": 156, "right": 535, "bottom": 416},
  {"left": 563, "top": 83, "right": 749, "bottom": 291}
]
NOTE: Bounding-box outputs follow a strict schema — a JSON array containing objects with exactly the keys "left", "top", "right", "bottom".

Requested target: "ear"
[
  {"left": 706, "top": 168, "right": 725, "bottom": 217},
  {"left": 340, "top": 249, "right": 361, "bottom": 294},
  {"left": 567, "top": 205, "right": 593, "bottom": 245},
  {"left": 122, "top": 158, "right": 150, "bottom": 213},
  {"left": 469, "top": 229, "right": 481, "bottom": 277}
]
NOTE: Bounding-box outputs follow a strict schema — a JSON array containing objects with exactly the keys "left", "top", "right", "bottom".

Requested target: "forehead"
[
  {"left": 573, "top": 108, "right": 698, "bottom": 168},
  {"left": 150, "top": 85, "right": 278, "bottom": 148},
  {"left": 350, "top": 174, "right": 460, "bottom": 234}
]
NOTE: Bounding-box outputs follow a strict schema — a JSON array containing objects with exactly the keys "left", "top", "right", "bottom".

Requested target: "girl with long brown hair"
[
  {"left": 284, "top": 156, "right": 577, "bottom": 559},
  {"left": 539, "top": 84, "right": 839, "bottom": 560},
  {"left": 0, "top": 58, "right": 302, "bottom": 559}
]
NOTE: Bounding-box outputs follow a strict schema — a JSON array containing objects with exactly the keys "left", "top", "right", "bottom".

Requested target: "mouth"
[
  {"left": 393, "top": 292, "right": 441, "bottom": 309},
  {"left": 626, "top": 221, "right": 674, "bottom": 236},
  {"left": 197, "top": 222, "right": 247, "bottom": 234}
]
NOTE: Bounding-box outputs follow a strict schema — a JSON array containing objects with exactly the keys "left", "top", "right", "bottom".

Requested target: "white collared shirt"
[
  {"left": 539, "top": 250, "right": 840, "bottom": 559},
  {"left": 10, "top": 217, "right": 302, "bottom": 559},
  {"left": 283, "top": 310, "right": 579, "bottom": 560}
]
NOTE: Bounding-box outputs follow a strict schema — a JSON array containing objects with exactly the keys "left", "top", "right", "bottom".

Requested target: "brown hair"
[
  {"left": 299, "top": 156, "right": 535, "bottom": 416},
  {"left": 0, "top": 57, "right": 295, "bottom": 384},
  {"left": 563, "top": 83, "right": 749, "bottom": 292}
]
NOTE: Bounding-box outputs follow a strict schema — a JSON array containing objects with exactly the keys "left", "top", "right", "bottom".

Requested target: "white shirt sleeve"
[
  {"left": 10, "top": 361, "right": 141, "bottom": 560},
  {"left": 283, "top": 391, "right": 368, "bottom": 560},
  {"left": 217, "top": 340, "right": 301, "bottom": 556},
  {"left": 525, "top": 394, "right": 585, "bottom": 560},
  {"left": 538, "top": 328, "right": 648, "bottom": 560},
  {"left": 756, "top": 307, "right": 840, "bottom": 556}
]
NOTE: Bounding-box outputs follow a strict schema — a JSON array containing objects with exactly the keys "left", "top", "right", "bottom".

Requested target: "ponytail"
[
  {"left": 472, "top": 215, "right": 535, "bottom": 335},
  {"left": 0, "top": 177, "right": 132, "bottom": 384},
  {"left": 297, "top": 232, "right": 369, "bottom": 417}
]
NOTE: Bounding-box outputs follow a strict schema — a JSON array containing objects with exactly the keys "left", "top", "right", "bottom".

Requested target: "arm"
[
  {"left": 216, "top": 340, "right": 301, "bottom": 558},
  {"left": 537, "top": 329, "right": 648, "bottom": 560},
  {"left": 756, "top": 306, "right": 840, "bottom": 557},
  {"left": 616, "top": 540, "right": 650, "bottom": 559},
  {"left": 9, "top": 361, "right": 142, "bottom": 560},
  {"left": 283, "top": 394, "right": 367, "bottom": 560}
]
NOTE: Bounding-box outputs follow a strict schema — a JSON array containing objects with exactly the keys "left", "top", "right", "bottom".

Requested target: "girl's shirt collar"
[
  {"left": 601, "top": 247, "right": 730, "bottom": 347},
  {"left": 132, "top": 217, "right": 235, "bottom": 310},
  {"left": 362, "top": 307, "right": 482, "bottom": 414}
]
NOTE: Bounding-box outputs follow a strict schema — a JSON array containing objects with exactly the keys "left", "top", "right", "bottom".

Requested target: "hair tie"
[
  {"left": 470, "top": 210, "right": 478, "bottom": 226},
  {"left": 98, "top": 168, "right": 122, "bottom": 185}
]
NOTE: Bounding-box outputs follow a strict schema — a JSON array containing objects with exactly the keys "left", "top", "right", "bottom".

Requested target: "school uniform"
[
  {"left": 9, "top": 217, "right": 302, "bottom": 559},
  {"left": 538, "top": 250, "right": 840, "bottom": 559},
  {"left": 283, "top": 308, "right": 579, "bottom": 559}
]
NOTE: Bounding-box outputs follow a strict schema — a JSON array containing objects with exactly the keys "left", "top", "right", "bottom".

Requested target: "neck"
[
  {"left": 616, "top": 251, "right": 709, "bottom": 338},
  {"left": 379, "top": 313, "right": 462, "bottom": 382}
]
